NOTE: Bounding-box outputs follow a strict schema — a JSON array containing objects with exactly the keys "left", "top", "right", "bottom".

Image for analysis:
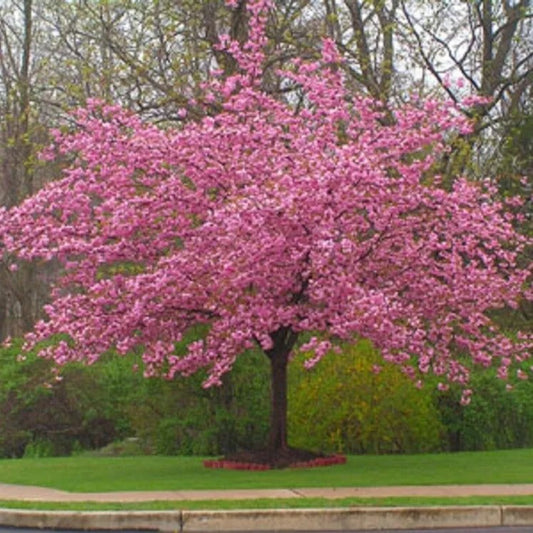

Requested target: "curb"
[{"left": 1, "top": 506, "right": 533, "bottom": 531}]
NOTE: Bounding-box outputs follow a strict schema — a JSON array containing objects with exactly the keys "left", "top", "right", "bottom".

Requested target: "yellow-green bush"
[{"left": 288, "top": 340, "right": 443, "bottom": 454}]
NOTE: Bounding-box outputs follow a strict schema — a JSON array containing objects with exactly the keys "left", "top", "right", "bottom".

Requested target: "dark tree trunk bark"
[
  {"left": 264, "top": 326, "right": 298, "bottom": 453},
  {"left": 268, "top": 346, "right": 289, "bottom": 451}
]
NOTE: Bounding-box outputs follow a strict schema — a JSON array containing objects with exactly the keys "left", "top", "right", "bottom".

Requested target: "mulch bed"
[{"left": 203, "top": 447, "right": 346, "bottom": 470}]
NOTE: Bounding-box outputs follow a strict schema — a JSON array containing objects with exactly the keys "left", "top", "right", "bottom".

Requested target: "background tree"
[
  {"left": 319, "top": 0, "right": 401, "bottom": 102},
  {"left": 307, "top": 1, "right": 532, "bottom": 179},
  {"left": 0, "top": 0, "right": 53, "bottom": 338},
  {"left": 401, "top": 0, "right": 533, "bottom": 176}
]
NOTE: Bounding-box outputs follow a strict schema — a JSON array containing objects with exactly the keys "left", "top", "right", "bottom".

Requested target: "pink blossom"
[
  {"left": 517, "top": 369, "right": 528, "bottom": 380},
  {"left": 460, "top": 389, "right": 472, "bottom": 406}
]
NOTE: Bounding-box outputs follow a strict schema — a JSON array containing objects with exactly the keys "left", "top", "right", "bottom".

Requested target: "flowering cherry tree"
[{"left": 1, "top": 0, "right": 532, "bottom": 462}]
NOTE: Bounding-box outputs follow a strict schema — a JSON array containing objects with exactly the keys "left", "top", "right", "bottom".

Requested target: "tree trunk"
[
  {"left": 265, "top": 326, "right": 298, "bottom": 453},
  {"left": 268, "top": 346, "right": 289, "bottom": 451}
]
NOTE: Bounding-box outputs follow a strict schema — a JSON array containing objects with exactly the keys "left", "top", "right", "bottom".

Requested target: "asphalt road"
[
  {"left": 0, "top": 529, "right": 151, "bottom": 533},
  {"left": 364, "top": 529, "right": 533, "bottom": 533},
  {"left": 0, "top": 529, "right": 149, "bottom": 533},
  {"left": 0, "top": 526, "right": 532, "bottom": 533}
]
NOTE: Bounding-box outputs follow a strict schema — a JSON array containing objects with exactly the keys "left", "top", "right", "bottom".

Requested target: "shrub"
[
  {"left": 128, "top": 348, "right": 270, "bottom": 455},
  {"left": 435, "top": 366, "right": 533, "bottom": 451},
  {"left": 288, "top": 340, "right": 443, "bottom": 454},
  {"left": 0, "top": 336, "right": 270, "bottom": 458},
  {"left": 0, "top": 340, "right": 129, "bottom": 457}
]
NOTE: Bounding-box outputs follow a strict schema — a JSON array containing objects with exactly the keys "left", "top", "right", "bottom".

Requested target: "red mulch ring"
[{"left": 203, "top": 448, "right": 346, "bottom": 470}]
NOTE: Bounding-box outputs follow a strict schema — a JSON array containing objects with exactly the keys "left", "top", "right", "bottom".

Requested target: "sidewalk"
[{"left": 1, "top": 481, "right": 533, "bottom": 502}]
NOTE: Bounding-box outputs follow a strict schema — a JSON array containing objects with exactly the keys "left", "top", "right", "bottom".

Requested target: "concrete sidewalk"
[{"left": 1, "top": 482, "right": 533, "bottom": 502}]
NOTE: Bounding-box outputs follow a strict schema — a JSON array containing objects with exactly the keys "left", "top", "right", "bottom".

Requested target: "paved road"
[
  {"left": 0, "top": 526, "right": 532, "bottom": 533},
  {"left": 365, "top": 529, "right": 533, "bottom": 533},
  {"left": 0, "top": 529, "right": 149, "bottom": 533},
  {"left": 216, "top": 529, "right": 533, "bottom": 533},
  {"left": 0, "top": 529, "right": 150, "bottom": 533},
  {"left": 229, "top": 529, "right": 533, "bottom": 533}
]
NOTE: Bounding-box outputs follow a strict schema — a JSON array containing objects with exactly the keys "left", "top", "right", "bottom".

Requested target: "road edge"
[{"left": 0, "top": 505, "right": 532, "bottom": 531}]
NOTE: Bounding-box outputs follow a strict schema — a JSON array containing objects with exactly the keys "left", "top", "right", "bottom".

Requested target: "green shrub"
[
  {"left": 23, "top": 438, "right": 56, "bottom": 458},
  {"left": 435, "top": 367, "right": 533, "bottom": 451},
  {"left": 0, "top": 334, "right": 270, "bottom": 458},
  {"left": 128, "top": 348, "right": 270, "bottom": 455},
  {"left": 88, "top": 438, "right": 150, "bottom": 457},
  {"left": 0, "top": 340, "right": 130, "bottom": 458},
  {"left": 288, "top": 340, "right": 444, "bottom": 454}
]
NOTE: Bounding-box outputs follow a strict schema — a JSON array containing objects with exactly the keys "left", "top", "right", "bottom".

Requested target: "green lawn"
[
  {"left": 1, "top": 495, "right": 533, "bottom": 511},
  {"left": 1, "top": 449, "right": 533, "bottom": 493}
]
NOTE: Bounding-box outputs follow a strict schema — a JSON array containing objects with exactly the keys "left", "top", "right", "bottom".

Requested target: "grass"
[
  {"left": 1, "top": 449, "right": 533, "bottom": 493},
  {"left": 1, "top": 496, "right": 533, "bottom": 511}
]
